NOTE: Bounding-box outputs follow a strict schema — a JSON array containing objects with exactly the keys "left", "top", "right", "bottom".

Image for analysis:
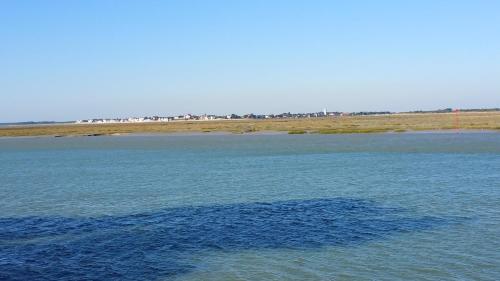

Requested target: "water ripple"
[{"left": 0, "top": 198, "right": 458, "bottom": 281}]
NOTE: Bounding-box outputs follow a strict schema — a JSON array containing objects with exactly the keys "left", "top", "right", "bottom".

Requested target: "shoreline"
[
  {"left": 1, "top": 112, "right": 499, "bottom": 138},
  {"left": 0, "top": 129, "right": 498, "bottom": 140}
]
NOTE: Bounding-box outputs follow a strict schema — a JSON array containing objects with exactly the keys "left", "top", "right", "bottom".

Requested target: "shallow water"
[{"left": 1, "top": 133, "right": 499, "bottom": 280}]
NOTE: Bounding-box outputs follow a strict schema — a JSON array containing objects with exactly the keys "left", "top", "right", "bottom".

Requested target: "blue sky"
[{"left": 1, "top": 0, "right": 499, "bottom": 122}]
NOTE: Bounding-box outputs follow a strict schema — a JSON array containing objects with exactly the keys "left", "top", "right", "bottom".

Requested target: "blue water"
[{"left": 1, "top": 133, "right": 499, "bottom": 280}]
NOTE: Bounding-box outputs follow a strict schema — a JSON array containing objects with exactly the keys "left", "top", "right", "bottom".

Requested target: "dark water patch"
[{"left": 0, "top": 198, "right": 458, "bottom": 281}]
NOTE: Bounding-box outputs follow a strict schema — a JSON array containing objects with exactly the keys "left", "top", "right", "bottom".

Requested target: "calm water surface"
[{"left": 1, "top": 133, "right": 499, "bottom": 280}]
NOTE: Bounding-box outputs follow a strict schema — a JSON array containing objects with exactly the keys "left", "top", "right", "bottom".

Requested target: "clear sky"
[{"left": 1, "top": 0, "right": 499, "bottom": 122}]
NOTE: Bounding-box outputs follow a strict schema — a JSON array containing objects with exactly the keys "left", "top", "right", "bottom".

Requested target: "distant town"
[
  {"left": 76, "top": 109, "right": 353, "bottom": 124},
  {"left": 75, "top": 108, "right": 500, "bottom": 124}
]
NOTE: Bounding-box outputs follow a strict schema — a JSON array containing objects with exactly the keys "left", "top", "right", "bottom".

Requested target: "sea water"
[{"left": 1, "top": 133, "right": 499, "bottom": 280}]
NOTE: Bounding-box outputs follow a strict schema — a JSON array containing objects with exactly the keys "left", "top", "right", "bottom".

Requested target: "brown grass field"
[{"left": 1, "top": 112, "right": 499, "bottom": 137}]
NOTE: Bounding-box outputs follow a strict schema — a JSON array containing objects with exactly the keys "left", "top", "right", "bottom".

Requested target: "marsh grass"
[{"left": 1, "top": 112, "right": 499, "bottom": 137}]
